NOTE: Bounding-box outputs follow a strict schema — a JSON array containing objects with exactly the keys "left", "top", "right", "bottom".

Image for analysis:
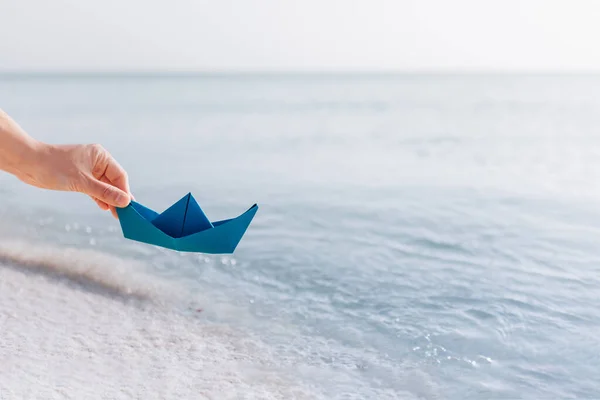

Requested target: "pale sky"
[{"left": 2, "top": 0, "right": 600, "bottom": 72}]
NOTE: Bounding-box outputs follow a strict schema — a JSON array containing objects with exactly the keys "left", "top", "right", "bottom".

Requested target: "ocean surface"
[{"left": 1, "top": 74, "right": 600, "bottom": 399}]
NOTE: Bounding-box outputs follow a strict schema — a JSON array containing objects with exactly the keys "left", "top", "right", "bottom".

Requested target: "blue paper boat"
[{"left": 116, "top": 193, "right": 258, "bottom": 253}]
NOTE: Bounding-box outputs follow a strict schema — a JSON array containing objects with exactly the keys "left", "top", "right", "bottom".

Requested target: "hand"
[
  {"left": 20, "top": 143, "right": 133, "bottom": 219},
  {"left": 0, "top": 110, "right": 131, "bottom": 218}
]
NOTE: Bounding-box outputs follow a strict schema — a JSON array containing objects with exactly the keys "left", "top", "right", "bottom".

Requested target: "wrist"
[
  {"left": 6, "top": 139, "right": 51, "bottom": 184},
  {"left": 0, "top": 110, "right": 49, "bottom": 181}
]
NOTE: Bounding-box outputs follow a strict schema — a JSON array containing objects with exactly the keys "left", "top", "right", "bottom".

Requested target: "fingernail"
[{"left": 115, "top": 192, "right": 128, "bottom": 207}]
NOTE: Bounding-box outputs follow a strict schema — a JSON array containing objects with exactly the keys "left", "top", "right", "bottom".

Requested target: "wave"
[
  {"left": 0, "top": 239, "right": 323, "bottom": 399},
  {"left": 0, "top": 240, "right": 166, "bottom": 302}
]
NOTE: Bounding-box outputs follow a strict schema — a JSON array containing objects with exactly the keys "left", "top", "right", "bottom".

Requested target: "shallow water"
[{"left": 1, "top": 74, "right": 600, "bottom": 398}]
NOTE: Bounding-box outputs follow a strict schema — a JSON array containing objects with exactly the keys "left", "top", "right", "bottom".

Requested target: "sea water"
[{"left": 1, "top": 74, "right": 600, "bottom": 399}]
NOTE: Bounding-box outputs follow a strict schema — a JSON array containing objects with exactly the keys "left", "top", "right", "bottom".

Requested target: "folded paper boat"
[{"left": 116, "top": 193, "right": 258, "bottom": 253}]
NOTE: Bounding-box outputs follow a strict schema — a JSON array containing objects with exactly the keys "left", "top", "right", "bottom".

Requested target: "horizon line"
[{"left": 2, "top": 69, "right": 600, "bottom": 77}]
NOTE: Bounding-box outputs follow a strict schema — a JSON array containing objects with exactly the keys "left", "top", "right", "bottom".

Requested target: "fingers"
[
  {"left": 98, "top": 175, "right": 124, "bottom": 219},
  {"left": 103, "top": 154, "right": 130, "bottom": 195},
  {"left": 85, "top": 144, "right": 133, "bottom": 218},
  {"left": 90, "top": 196, "right": 119, "bottom": 219},
  {"left": 91, "top": 196, "right": 110, "bottom": 211},
  {"left": 85, "top": 177, "right": 130, "bottom": 208}
]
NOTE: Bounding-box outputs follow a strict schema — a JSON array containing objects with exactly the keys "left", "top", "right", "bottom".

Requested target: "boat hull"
[{"left": 116, "top": 202, "right": 258, "bottom": 253}]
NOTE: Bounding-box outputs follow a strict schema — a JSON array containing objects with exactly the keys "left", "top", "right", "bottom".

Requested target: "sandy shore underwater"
[{"left": 0, "top": 241, "right": 318, "bottom": 400}]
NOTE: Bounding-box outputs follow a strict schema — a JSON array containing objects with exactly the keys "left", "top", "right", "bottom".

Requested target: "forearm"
[{"left": 0, "top": 109, "right": 45, "bottom": 180}]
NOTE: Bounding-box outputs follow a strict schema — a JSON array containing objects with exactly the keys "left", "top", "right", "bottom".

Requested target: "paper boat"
[{"left": 116, "top": 193, "right": 258, "bottom": 253}]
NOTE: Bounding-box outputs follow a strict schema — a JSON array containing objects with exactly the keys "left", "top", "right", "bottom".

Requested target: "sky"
[{"left": 2, "top": 0, "right": 600, "bottom": 72}]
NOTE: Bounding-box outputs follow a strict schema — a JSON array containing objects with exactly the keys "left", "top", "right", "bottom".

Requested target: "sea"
[{"left": 0, "top": 73, "right": 600, "bottom": 399}]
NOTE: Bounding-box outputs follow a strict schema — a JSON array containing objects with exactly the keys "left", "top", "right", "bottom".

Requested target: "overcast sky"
[{"left": 2, "top": 0, "right": 600, "bottom": 72}]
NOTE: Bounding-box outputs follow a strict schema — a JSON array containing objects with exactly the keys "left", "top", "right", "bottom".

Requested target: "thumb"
[{"left": 84, "top": 176, "right": 131, "bottom": 208}]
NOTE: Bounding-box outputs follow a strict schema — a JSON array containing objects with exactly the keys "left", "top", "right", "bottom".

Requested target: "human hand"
[
  {"left": 0, "top": 110, "right": 131, "bottom": 218},
  {"left": 19, "top": 143, "right": 133, "bottom": 219}
]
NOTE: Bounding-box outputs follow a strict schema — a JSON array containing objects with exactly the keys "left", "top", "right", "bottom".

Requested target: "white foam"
[
  {"left": 0, "top": 241, "right": 321, "bottom": 399},
  {"left": 0, "top": 240, "right": 167, "bottom": 302}
]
